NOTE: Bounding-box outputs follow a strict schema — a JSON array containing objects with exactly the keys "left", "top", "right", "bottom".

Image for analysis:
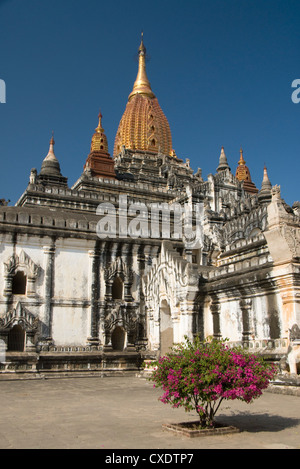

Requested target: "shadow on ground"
[{"left": 217, "top": 412, "right": 300, "bottom": 433}]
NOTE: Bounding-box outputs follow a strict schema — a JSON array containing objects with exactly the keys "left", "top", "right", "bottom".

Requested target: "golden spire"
[
  {"left": 235, "top": 147, "right": 258, "bottom": 194},
  {"left": 84, "top": 111, "right": 116, "bottom": 179},
  {"left": 238, "top": 147, "right": 246, "bottom": 165},
  {"left": 96, "top": 111, "right": 103, "bottom": 131},
  {"left": 128, "top": 32, "right": 155, "bottom": 100},
  {"left": 90, "top": 111, "right": 109, "bottom": 153},
  {"left": 113, "top": 35, "right": 173, "bottom": 157}
]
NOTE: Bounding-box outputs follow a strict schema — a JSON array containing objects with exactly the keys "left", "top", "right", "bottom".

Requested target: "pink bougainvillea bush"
[{"left": 149, "top": 337, "right": 277, "bottom": 428}]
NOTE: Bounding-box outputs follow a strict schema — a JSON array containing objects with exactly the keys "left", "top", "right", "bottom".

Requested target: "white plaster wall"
[
  {"left": 252, "top": 295, "right": 267, "bottom": 339},
  {"left": 178, "top": 306, "right": 194, "bottom": 343},
  {"left": 252, "top": 292, "right": 284, "bottom": 340},
  {"left": 54, "top": 247, "right": 89, "bottom": 300},
  {"left": 203, "top": 303, "right": 214, "bottom": 339},
  {"left": 221, "top": 301, "right": 241, "bottom": 341},
  {"left": 51, "top": 306, "right": 90, "bottom": 346}
]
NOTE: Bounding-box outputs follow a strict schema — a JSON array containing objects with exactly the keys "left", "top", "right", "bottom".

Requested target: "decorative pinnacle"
[
  {"left": 90, "top": 111, "right": 109, "bottom": 154},
  {"left": 96, "top": 110, "right": 104, "bottom": 132},
  {"left": 217, "top": 146, "right": 230, "bottom": 172},
  {"left": 128, "top": 33, "right": 155, "bottom": 100},
  {"left": 41, "top": 131, "right": 59, "bottom": 165},
  {"left": 139, "top": 31, "right": 146, "bottom": 54},
  {"left": 261, "top": 165, "right": 272, "bottom": 189},
  {"left": 45, "top": 131, "right": 57, "bottom": 161},
  {"left": 238, "top": 147, "right": 246, "bottom": 165}
]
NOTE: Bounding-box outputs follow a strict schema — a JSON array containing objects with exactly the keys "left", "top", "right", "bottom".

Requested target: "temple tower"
[
  {"left": 235, "top": 147, "right": 258, "bottom": 194},
  {"left": 84, "top": 112, "right": 116, "bottom": 179},
  {"left": 113, "top": 34, "right": 174, "bottom": 157}
]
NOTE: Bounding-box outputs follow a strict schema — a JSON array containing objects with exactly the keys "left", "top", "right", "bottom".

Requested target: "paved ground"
[{"left": 0, "top": 375, "right": 299, "bottom": 450}]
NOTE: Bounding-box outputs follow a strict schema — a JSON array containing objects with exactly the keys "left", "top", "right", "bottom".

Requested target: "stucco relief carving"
[
  {"left": 221, "top": 205, "right": 267, "bottom": 246},
  {"left": 4, "top": 250, "right": 39, "bottom": 278},
  {"left": 0, "top": 302, "right": 39, "bottom": 352},
  {"left": 143, "top": 242, "right": 199, "bottom": 314},
  {"left": 3, "top": 250, "right": 39, "bottom": 297},
  {"left": 104, "top": 304, "right": 137, "bottom": 333},
  {"left": 103, "top": 302, "right": 139, "bottom": 348},
  {"left": 104, "top": 257, "right": 133, "bottom": 283},
  {"left": 281, "top": 225, "right": 300, "bottom": 258},
  {"left": 265, "top": 187, "right": 300, "bottom": 261},
  {"left": 0, "top": 302, "right": 39, "bottom": 331}
]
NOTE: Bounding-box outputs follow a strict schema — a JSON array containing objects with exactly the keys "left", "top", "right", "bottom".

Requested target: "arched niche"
[
  {"left": 3, "top": 250, "right": 39, "bottom": 298},
  {"left": 111, "top": 326, "right": 126, "bottom": 351},
  {"left": 7, "top": 324, "right": 25, "bottom": 352},
  {"left": 112, "top": 276, "right": 123, "bottom": 300},
  {"left": 0, "top": 302, "right": 39, "bottom": 352},
  {"left": 12, "top": 271, "right": 27, "bottom": 295}
]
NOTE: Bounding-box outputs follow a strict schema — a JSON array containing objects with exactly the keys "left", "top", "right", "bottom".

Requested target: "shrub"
[{"left": 149, "top": 337, "right": 277, "bottom": 428}]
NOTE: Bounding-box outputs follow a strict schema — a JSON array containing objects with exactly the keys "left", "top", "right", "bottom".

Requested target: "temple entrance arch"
[
  {"left": 111, "top": 326, "right": 126, "bottom": 351},
  {"left": 160, "top": 299, "right": 174, "bottom": 357}
]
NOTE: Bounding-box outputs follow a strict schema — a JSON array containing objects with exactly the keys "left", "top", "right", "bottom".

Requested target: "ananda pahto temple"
[{"left": 0, "top": 36, "right": 300, "bottom": 377}]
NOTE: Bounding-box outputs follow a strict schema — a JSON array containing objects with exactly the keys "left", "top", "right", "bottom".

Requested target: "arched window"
[
  {"left": 12, "top": 271, "right": 27, "bottom": 295},
  {"left": 111, "top": 326, "right": 126, "bottom": 351},
  {"left": 8, "top": 325, "right": 25, "bottom": 351},
  {"left": 112, "top": 276, "right": 123, "bottom": 300}
]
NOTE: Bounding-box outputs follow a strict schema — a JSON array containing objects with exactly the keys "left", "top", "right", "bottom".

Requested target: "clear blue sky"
[{"left": 0, "top": 0, "right": 299, "bottom": 206}]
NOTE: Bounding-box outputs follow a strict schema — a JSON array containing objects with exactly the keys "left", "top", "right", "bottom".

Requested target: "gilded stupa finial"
[
  {"left": 84, "top": 111, "right": 116, "bottom": 179},
  {"left": 113, "top": 35, "right": 173, "bottom": 157},
  {"left": 139, "top": 31, "right": 145, "bottom": 53},
  {"left": 90, "top": 111, "right": 109, "bottom": 154},
  {"left": 95, "top": 110, "right": 104, "bottom": 132},
  {"left": 128, "top": 33, "right": 155, "bottom": 100},
  {"left": 238, "top": 147, "right": 246, "bottom": 165},
  {"left": 235, "top": 147, "right": 258, "bottom": 194}
]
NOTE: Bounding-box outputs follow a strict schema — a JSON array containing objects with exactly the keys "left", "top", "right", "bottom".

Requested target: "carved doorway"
[
  {"left": 160, "top": 300, "right": 173, "bottom": 357},
  {"left": 7, "top": 325, "right": 25, "bottom": 352},
  {"left": 111, "top": 326, "right": 126, "bottom": 351}
]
